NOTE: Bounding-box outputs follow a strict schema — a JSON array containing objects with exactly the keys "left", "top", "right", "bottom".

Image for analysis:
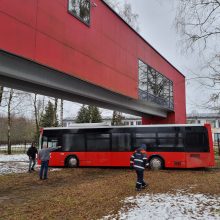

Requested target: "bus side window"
[
  {"left": 62, "top": 134, "right": 85, "bottom": 152},
  {"left": 135, "top": 139, "right": 157, "bottom": 149},
  {"left": 87, "top": 133, "right": 110, "bottom": 152},
  {"left": 134, "top": 133, "right": 157, "bottom": 151},
  {"left": 112, "top": 133, "right": 131, "bottom": 152},
  {"left": 185, "top": 132, "right": 209, "bottom": 152}
]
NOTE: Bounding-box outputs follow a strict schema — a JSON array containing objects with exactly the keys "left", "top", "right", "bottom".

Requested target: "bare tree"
[
  {"left": 53, "top": 98, "right": 58, "bottom": 126},
  {"left": 60, "top": 99, "right": 64, "bottom": 127},
  {"left": 33, "top": 94, "right": 39, "bottom": 135},
  {"left": 32, "top": 94, "right": 46, "bottom": 139},
  {"left": 7, "top": 89, "right": 13, "bottom": 154},
  {"left": 120, "top": 2, "right": 139, "bottom": 32},
  {"left": 176, "top": 0, "right": 220, "bottom": 52},
  {"left": 175, "top": 0, "right": 220, "bottom": 109},
  {"left": 1, "top": 88, "right": 29, "bottom": 154},
  {"left": 0, "top": 86, "right": 3, "bottom": 106},
  {"left": 104, "top": 0, "right": 139, "bottom": 32},
  {"left": 32, "top": 95, "right": 63, "bottom": 132}
]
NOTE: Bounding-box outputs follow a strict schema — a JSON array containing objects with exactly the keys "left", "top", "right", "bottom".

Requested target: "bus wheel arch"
[
  {"left": 65, "top": 155, "right": 79, "bottom": 168},
  {"left": 148, "top": 155, "right": 165, "bottom": 170}
]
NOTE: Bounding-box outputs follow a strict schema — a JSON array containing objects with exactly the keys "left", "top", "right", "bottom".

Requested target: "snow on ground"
[
  {"left": 0, "top": 154, "right": 62, "bottom": 175},
  {"left": 103, "top": 191, "right": 220, "bottom": 220},
  {"left": 0, "top": 154, "right": 29, "bottom": 175},
  {"left": 0, "top": 162, "right": 30, "bottom": 175}
]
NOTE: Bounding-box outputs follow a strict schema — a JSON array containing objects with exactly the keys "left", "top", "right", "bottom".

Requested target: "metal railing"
[{"left": 139, "top": 89, "right": 174, "bottom": 110}]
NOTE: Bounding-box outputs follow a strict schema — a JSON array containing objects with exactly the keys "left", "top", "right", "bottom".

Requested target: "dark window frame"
[
  {"left": 185, "top": 131, "right": 209, "bottom": 152},
  {"left": 42, "top": 126, "right": 209, "bottom": 153},
  {"left": 138, "top": 59, "right": 174, "bottom": 110},
  {"left": 134, "top": 130, "right": 185, "bottom": 152},
  {"left": 86, "top": 133, "right": 111, "bottom": 152},
  {"left": 62, "top": 133, "right": 86, "bottom": 152},
  {"left": 68, "top": 0, "right": 91, "bottom": 26},
  {"left": 112, "top": 133, "right": 132, "bottom": 152}
]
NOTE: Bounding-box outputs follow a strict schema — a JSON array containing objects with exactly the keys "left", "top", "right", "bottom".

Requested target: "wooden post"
[
  {"left": 218, "top": 138, "right": 220, "bottom": 156},
  {"left": 24, "top": 140, "right": 27, "bottom": 153}
]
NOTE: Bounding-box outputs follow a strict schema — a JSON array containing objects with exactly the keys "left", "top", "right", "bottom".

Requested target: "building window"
[
  {"left": 218, "top": 120, "right": 220, "bottom": 128},
  {"left": 214, "top": 133, "right": 220, "bottom": 143},
  {"left": 187, "top": 120, "right": 196, "bottom": 124},
  {"left": 68, "top": 0, "right": 90, "bottom": 25},
  {"left": 138, "top": 60, "right": 174, "bottom": 110},
  {"left": 136, "top": 121, "right": 142, "bottom": 125}
]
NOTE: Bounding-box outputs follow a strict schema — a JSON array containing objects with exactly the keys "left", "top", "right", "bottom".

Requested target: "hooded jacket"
[
  {"left": 27, "top": 146, "right": 38, "bottom": 159},
  {"left": 130, "top": 148, "right": 148, "bottom": 171}
]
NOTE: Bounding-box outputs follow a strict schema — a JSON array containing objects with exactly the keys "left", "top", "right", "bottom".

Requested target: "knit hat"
[{"left": 139, "top": 144, "right": 146, "bottom": 151}]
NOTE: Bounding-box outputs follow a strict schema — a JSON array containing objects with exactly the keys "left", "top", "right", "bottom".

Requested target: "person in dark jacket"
[
  {"left": 130, "top": 144, "right": 148, "bottom": 191},
  {"left": 27, "top": 143, "right": 38, "bottom": 172},
  {"left": 38, "top": 143, "right": 59, "bottom": 180}
]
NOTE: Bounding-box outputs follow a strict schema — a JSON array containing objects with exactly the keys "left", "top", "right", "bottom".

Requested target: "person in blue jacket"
[
  {"left": 130, "top": 144, "right": 148, "bottom": 191},
  {"left": 38, "top": 143, "right": 60, "bottom": 180}
]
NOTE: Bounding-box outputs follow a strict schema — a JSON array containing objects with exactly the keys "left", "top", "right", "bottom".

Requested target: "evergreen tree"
[
  {"left": 89, "top": 105, "right": 102, "bottom": 123},
  {"left": 76, "top": 105, "right": 102, "bottom": 123},
  {"left": 75, "top": 105, "right": 90, "bottom": 123},
  {"left": 40, "top": 101, "right": 58, "bottom": 127}
]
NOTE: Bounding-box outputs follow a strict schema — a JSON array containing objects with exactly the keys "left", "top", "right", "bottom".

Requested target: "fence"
[
  {"left": 0, "top": 142, "right": 37, "bottom": 154},
  {"left": 216, "top": 139, "right": 220, "bottom": 156}
]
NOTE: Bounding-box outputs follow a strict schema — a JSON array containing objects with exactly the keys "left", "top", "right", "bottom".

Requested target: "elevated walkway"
[{"left": 0, "top": 50, "right": 171, "bottom": 118}]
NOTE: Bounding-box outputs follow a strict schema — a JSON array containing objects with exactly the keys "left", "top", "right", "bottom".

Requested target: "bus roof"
[{"left": 42, "top": 124, "right": 204, "bottom": 130}]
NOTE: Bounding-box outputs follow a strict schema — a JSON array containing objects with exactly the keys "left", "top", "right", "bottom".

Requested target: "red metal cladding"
[
  {"left": 204, "top": 123, "right": 215, "bottom": 167},
  {"left": 0, "top": 0, "right": 186, "bottom": 123},
  {"left": 39, "top": 150, "right": 213, "bottom": 168}
]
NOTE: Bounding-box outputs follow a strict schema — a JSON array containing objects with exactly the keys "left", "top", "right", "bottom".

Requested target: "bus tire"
[
  {"left": 149, "top": 157, "right": 164, "bottom": 170},
  {"left": 65, "top": 156, "right": 78, "bottom": 168}
]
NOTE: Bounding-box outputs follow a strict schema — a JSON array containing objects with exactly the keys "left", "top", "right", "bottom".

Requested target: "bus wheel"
[
  {"left": 66, "top": 156, "right": 78, "bottom": 168},
  {"left": 149, "top": 157, "right": 164, "bottom": 170}
]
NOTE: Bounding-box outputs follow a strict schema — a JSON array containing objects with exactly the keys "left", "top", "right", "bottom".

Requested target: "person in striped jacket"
[{"left": 130, "top": 144, "right": 148, "bottom": 191}]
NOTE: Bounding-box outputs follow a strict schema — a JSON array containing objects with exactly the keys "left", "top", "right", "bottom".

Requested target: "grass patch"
[{"left": 0, "top": 168, "right": 220, "bottom": 220}]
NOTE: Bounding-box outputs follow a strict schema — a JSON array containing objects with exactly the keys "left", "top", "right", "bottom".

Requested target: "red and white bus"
[{"left": 38, "top": 124, "right": 215, "bottom": 169}]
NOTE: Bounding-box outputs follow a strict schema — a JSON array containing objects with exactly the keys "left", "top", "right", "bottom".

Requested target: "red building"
[{"left": 0, "top": 0, "right": 186, "bottom": 124}]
